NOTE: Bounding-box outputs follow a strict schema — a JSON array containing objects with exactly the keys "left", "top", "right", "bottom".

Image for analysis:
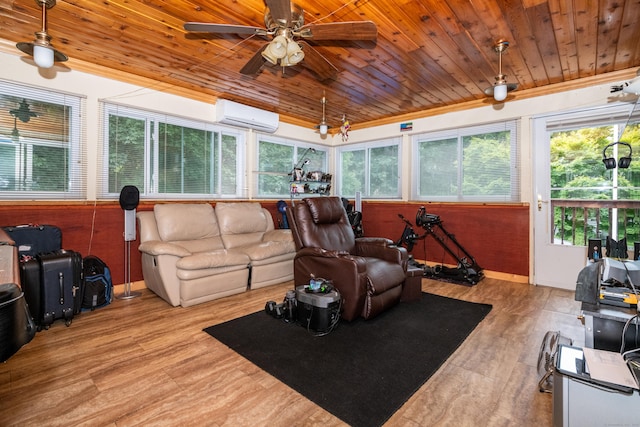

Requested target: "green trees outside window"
[
  {"left": 550, "top": 122, "right": 640, "bottom": 246},
  {"left": 105, "top": 104, "right": 241, "bottom": 198},
  {"left": 257, "top": 139, "right": 327, "bottom": 197},
  {"left": 414, "top": 122, "right": 518, "bottom": 202},
  {"left": 339, "top": 142, "right": 400, "bottom": 198}
]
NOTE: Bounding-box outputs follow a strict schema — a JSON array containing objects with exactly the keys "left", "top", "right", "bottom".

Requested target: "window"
[
  {"left": 547, "top": 105, "right": 640, "bottom": 200},
  {"left": 0, "top": 81, "right": 85, "bottom": 199},
  {"left": 543, "top": 103, "right": 640, "bottom": 245},
  {"left": 256, "top": 137, "right": 327, "bottom": 197},
  {"left": 413, "top": 121, "right": 519, "bottom": 202},
  {"left": 102, "top": 104, "right": 243, "bottom": 198},
  {"left": 337, "top": 139, "right": 401, "bottom": 198}
]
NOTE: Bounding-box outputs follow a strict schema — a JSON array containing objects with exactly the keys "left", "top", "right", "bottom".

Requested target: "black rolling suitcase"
[
  {"left": 21, "top": 251, "right": 83, "bottom": 329},
  {"left": 2, "top": 224, "right": 62, "bottom": 260},
  {"left": 20, "top": 258, "right": 42, "bottom": 327}
]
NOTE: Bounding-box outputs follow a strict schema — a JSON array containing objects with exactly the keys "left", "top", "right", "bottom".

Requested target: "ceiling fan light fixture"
[
  {"left": 268, "top": 35, "right": 288, "bottom": 58},
  {"left": 484, "top": 40, "right": 517, "bottom": 102},
  {"left": 15, "top": 0, "right": 68, "bottom": 69},
  {"left": 286, "top": 41, "right": 304, "bottom": 65}
]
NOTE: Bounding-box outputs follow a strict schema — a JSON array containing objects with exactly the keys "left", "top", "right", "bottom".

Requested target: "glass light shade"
[
  {"left": 287, "top": 41, "right": 304, "bottom": 65},
  {"left": 269, "top": 36, "right": 288, "bottom": 57},
  {"left": 493, "top": 83, "right": 508, "bottom": 101},
  {"left": 33, "top": 44, "right": 54, "bottom": 68},
  {"left": 319, "top": 123, "right": 328, "bottom": 135},
  {"left": 261, "top": 49, "right": 278, "bottom": 65}
]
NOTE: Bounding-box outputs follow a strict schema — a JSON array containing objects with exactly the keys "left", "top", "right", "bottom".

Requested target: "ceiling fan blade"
[
  {"left": 300, "top": 21, "right": 377, "bottom": 41},
  {"left": 265, "top": 0, "right": 292, "bottom": 25},
  {"left": 239, "top": 45, "right": 268, "bottom": 75},
  {"left": 298, "top": 41, "right": 338, "bottom": 81},
  {"left": 184, "top": 22, "right": 266, "bottom": 36}
]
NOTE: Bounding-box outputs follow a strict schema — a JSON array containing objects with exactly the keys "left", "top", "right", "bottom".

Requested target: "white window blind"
[
  {"left": 0, "top": 80, "right": 86, "bottom": 199},
  {"left": 337, "top": 138, "right": 401, "bottom": 199},
  {"left": 412, "top": 121, "right": 519, "bottom": 202},
  {"left": 101, "top": 103, "right": 244, "bottom": 199},
  {"left": 256, "top": 136, "right": 327, "bottom": 198}
]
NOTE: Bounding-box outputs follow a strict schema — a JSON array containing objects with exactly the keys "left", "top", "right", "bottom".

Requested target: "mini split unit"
[{"left": 215, "top": 99, "right": 279, "bottom": 133}]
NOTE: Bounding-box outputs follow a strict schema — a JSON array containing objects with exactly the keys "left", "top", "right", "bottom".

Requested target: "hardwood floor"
[{"left": 0, "top": 277, "right": 584, "bottom": 426}]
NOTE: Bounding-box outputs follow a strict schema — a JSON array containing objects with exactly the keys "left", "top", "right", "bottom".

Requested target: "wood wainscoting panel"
[{"left": 360, "top": 202, "right": 529, "bottom": 277}]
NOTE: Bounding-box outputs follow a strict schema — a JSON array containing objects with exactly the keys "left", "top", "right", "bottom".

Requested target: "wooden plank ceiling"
[{"left": 1, "top": 0, "right": 640, "bottom": 130}]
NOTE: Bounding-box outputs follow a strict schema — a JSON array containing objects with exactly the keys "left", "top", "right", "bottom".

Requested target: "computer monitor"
[{"left": 601, "top": 258, "right": 640, "bottom": 287}]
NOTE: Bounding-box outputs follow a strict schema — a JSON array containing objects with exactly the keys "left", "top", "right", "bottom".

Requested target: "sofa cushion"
[
  {"left": 232, "top": 240, "right": 295, "bottom": 261},
  {"left": 154, "top": 203, "right": 220, "bottom": 242},
  {"left": 176, "top": 250, "right": 250, "bottom": 270},
  {"left": 215, "top": 202, "right": 269, "bottom": 248}
]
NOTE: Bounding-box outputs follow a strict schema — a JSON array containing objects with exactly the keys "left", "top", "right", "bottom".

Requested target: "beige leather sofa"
[{"left": 137, "top": 202, "right": 295, "bottom": 307}]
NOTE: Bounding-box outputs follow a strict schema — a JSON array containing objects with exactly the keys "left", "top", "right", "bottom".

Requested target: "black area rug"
[{"left": 204, "top": 293, "right": 492, "bottom": 427}]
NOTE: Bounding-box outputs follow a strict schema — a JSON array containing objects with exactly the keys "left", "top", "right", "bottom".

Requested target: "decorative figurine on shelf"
[{"left": 340, "top": 114, "right": 350, "bottom": 142}]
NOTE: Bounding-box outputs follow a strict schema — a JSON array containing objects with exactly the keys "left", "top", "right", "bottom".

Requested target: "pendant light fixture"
[
  {"left": 483, "top": 40, "right": 517, "bottom": 102},
  {"left": 315, "top": 92, "right": 331, "bottom": 136},
  {"left": 16, "top": 0, "right": 68, "bottom": 69}
]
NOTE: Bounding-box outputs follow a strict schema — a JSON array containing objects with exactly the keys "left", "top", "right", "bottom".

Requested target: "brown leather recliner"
[{"left": 288, "top": 197, "right": 408, "bottom": 321}]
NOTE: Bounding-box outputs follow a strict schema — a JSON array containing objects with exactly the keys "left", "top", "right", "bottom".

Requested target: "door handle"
[{"left": 537, "top": 194, "right": 548, "bottom": 211}]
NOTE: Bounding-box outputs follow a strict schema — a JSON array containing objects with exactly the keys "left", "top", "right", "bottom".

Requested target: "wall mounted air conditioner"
[{"left": 215, "top": 99, "right": 279, "bottom": 133}]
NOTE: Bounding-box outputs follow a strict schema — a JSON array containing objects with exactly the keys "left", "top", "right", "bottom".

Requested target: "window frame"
[
  {"left": 255, "top": 135, "right": 328, "bottom": 199},
  {"left": 336, "top": 137, "right": 402, "bottom": 199},
  {"left": 101, "top": 103, "right": 245, "bottom": 199},
  {"left": 0, "top": 80, "right": 85, "bottom": 199},
  {"left": 411, "top": 120, "right": 519, "bottom": 202}
]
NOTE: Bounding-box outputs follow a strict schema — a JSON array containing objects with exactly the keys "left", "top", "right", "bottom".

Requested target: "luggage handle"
[{"left": 58, "top": 271, "right": 64, "bottom": 305}]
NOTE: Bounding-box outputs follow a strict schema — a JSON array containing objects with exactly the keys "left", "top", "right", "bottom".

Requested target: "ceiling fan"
[{"left": 183, "top": 0, "right": 377, "bottom": 81}]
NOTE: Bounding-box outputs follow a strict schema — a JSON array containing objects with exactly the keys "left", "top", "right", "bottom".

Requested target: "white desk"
[{"left": 553, "top": 369, "right": 640, "bottom": 427}]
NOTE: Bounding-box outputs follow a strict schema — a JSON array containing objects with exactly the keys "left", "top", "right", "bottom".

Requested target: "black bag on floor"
[
  {"left": 2, "top": 225, "right": 62, "bottom": 260},
  {"left": 0, "top": 283, "right": 37, "bottom": 362},
  {"left": 82, "top": 255, "right": 113, "bottom": 311}
]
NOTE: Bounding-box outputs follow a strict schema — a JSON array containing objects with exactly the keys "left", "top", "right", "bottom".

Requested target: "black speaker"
[
  {"left": 119, "top": 185, "right": 140, "bottom": 210},
  {"left": 119, "top": 185, "right": 139, "bottom": 242},
  {"left": 602, "top": 142, "right": 632, "bottom": 169}
]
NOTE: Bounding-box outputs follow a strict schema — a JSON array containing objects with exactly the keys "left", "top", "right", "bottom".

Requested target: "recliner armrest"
[
  {"left": 354, "top": 238, "right": 408, "bottom": 268},
  {"left": 138, "top": 240, "right": 192, "bottom": 257},
  {"left": 297, "top": 246, "right": 357, "bottom": 261}
]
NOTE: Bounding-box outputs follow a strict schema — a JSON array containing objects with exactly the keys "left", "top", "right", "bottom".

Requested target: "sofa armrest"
[
  {"left": 138, "top": 240, "right": 191, "bottom": 257},
  {"left": 262, "top": 229, "right": 293, "bottom": 242}
]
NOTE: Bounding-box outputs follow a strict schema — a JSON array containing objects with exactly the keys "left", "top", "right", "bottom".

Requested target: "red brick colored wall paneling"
[
  {"left": 0, "top": 200, "right": 529, "bottom": 284},
  {"left": 360, "top": 202, "right": 529, "bottom": 276},
  {"left": 0, "top": 204, "right": 143, "bottom": 285}
]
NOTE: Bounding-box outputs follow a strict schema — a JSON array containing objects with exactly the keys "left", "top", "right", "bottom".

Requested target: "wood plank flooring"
[{"left": 0, "top": 277, "right": 584, "bottom": 426}]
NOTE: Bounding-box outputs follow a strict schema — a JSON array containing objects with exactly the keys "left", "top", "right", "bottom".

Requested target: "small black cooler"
[{"left": 295, "top": 285, "right": 341, "bottom": 332}]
